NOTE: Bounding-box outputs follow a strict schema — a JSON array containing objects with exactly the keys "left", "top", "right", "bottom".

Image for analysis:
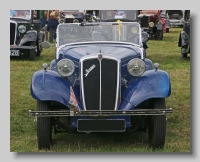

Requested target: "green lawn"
[{"left": 10, "top": 27, "right": 190, "bottom": 152}]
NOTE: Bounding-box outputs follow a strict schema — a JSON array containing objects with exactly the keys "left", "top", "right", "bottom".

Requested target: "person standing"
[
  {"left": 160, "top": 14, "right": 166, "bottom": 33},
  {"left": 47, "top": 10, "right": 60, "bottom": 43},
  {"left": 166, "top": 16, "right": 170, "bottom": 33},
  {"left": 39, "top": 10, "right": 47, "bottom": 29},
  {"left": 156, "top": 17, "right": 164, "bottom": 40}
]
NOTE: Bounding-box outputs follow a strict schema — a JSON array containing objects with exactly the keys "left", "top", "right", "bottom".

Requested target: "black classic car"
[
  {"left": 10, "top": 10, "right": 44, "bottom": 60},
  {"left": 178, "top": 10, "right": 190, "bottom": 58},
  {"left": 59, "top": 10, "right": 85, "bottom": 24},
  {"left": 29, "top": 21, "right": 172, "bottom": 150}
]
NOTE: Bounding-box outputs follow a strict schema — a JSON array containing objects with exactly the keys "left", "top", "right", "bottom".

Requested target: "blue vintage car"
[{"left": 29, "top": 21, "right": 172, "bottom": 150}]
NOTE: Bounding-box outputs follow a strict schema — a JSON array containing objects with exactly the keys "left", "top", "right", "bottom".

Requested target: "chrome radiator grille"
[{"left": 81, "top": 55, "right": 120, "bottom": 110}]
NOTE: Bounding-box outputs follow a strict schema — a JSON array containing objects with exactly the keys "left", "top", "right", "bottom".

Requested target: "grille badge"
[
  {"left": 98, "top": 54, "right": 103, "bottom": 61},
  {"left": 84, "top": 64, "right": 96, "bottom": 77}
]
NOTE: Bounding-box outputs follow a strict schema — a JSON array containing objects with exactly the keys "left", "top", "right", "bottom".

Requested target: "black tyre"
[
  {"left": 148, "top": 98, "right": 166, "bottom": 150},
  {"left": 29, "top": 42, "right": 36, "bottom": 61},
  {"left": 181, "top": 48, "right": 187, "bottom": 58},
  {"left": 37, "top": 101, "right": 52, "bottom": 150},
  {"left": 160, "top": 30, "right": 163, "bottom": 40},
  {"left": 36, "top": 39, "right": 42, "bottom": 56}
]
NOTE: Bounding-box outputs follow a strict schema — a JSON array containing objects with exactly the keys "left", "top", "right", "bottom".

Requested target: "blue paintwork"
[
  {"left": 58, "top": 43, "right": 141, "bottom": 61},
  {"left": 119, "top": 69, "right": 171, "bottom": 110},
  {"left": 31, "top": 43, "right": 171, "bottom": 123},
  {"left": 58, "top": 43, "right": 141, "bottom": 77},
  {"left": 50, "top": 59, "right": 56, "bottom": 71},
  {"left": 31, "top": 69, "right": 71, "bottom": 106}
]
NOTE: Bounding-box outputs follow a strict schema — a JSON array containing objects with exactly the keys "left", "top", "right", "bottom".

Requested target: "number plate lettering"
[{"left": 10, "top": 50, "right": 20, "bottom": 56}]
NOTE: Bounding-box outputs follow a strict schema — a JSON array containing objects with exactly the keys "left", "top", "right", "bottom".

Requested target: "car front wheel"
[
  {"left": 37, "top": 101, "right": 52, "bottom": 150},
  {"left": 181, "top": 48, "right": 187, "bottom": 58},
  {"left": 29, "top": 42, "right": 36, "bottom": 61},
  {"left": 148, "top": 98, "right": 166, "bottom": 150}
]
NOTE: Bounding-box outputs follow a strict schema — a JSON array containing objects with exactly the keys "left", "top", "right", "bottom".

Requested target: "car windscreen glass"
[
  {"left": 100, "top": 10, "right": 137, "bottom": 21},
  {"left": 58, "top": 22, "right": 141, "bottom": 46},
  {"left": 10, "top": 10, "right": 31, "bottom": 20}
]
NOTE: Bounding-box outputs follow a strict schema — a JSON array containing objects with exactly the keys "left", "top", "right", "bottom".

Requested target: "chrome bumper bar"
[
  {"left": 10, "top": 46, "right": 37, "bottom": 50},
  {"left": 29, "top": 108, "right": 172, "bottom": 117}
]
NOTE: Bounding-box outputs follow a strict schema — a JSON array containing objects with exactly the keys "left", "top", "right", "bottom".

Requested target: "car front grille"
[
  {"left": 10, "top": 22, "right": 16, "bottom": 45},
  {"left": 140, "top": 17, "right": 149, "bottom": 28},
  {"left": 81, "top": 55, "right": 119, "bottom": 110}
]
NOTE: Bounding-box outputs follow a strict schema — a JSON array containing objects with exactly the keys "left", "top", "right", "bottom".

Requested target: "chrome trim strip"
[
  {"left": 61, "top": 41, "right": 141, "bottom": 48},
  {"left": 29, "top": 108, "right": 173, "bottom": 117},
  {"left": 99, "top": 58, "right": 102, "bottom": 110},
  {"left": 10, "top": 20, "right": 17, "bottom": 45},
  {"left": 10, "top": 46, "right": 37, "bottom": 50}
]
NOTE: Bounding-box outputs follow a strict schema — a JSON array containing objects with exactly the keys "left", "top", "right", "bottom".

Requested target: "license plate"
[
  {"left": 77, "top": 119, "right": 125, "bottom": 132},
  {"left": 10, "top": 50, "right": 20, "bottom": 56}
]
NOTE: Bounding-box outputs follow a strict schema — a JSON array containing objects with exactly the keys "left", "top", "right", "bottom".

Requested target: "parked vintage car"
[
  {"left": 59, "top": 10, "right": 85, "bottom": 24},
  {"left": 167, "top": 10, "right": 184, "bottom": 27},
  {"left": 178, "top": 10, "right": 190, "bottom": 58},
  {"left": 138, "top": 10, "right": 165, "bottom": 40},
  {"left": 10, "top": 10, "right": 44, "bottom": 60},
  {"left": 29, "top": 21, "right": 172, "bottom": 150},
  {"left": 98, "top": 10, "right": 138, "bottom": 22}
]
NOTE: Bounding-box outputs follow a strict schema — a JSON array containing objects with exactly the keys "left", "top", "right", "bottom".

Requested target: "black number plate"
[{"left": 77, "top": 119, "right": 125, "bottom": 132}]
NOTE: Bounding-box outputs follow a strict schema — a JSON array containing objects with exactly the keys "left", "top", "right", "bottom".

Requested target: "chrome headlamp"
[
  {"left": 56, "top": 59, "right": 75, "bottom": 77},
  {"left": 149, "top": 22, "right": 154, "bottom": 28},
  {"left": 18, "top": 25, "right": 26, "bottom": 33},
  {"left": 127, "top": 58, "right": 146, "bottom": 76}
]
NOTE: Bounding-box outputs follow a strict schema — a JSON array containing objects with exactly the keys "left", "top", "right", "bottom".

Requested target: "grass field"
[{"left": 10, "top": 27, "right": 190, "bottom": 152}]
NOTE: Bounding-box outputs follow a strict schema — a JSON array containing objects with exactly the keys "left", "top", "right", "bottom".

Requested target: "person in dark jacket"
[{"left": 47, "top": 10, "right": 59, "bottom": 43}]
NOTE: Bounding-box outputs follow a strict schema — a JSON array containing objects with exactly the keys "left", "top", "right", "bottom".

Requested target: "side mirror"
[{"left": 41, "top": 41, "right": 51, "bottom": 48}]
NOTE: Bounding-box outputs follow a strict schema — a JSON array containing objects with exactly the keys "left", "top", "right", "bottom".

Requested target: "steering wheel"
[{"left": 72, "top": 38, "right": 93, "bottom": 43}]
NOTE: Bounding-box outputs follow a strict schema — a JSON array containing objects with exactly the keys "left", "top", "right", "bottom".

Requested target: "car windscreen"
[
  {"left": 10, "top": 10, "right": 31, "bottom": 20},
  {"left": 58, "top": 22, "right": 141, "bottom": 46},
  {"left": 99, "top": 10, "right": 137, "bottom": 21}
]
